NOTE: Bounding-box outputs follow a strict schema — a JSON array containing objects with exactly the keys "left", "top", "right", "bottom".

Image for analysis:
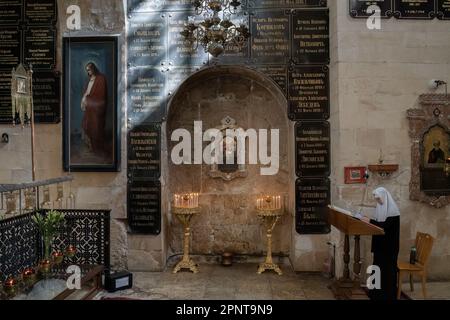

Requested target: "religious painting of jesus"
[{"left": 63, "top": 37, "right": 120, "bottom": 172}]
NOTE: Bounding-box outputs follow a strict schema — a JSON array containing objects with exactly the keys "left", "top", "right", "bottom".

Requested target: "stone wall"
[
  {"left": 1, "top": 0, "right": 449, "bottom": 279},
  {"left": 166, "top": 67, "right": 292, "bottom": 257},
  {"left": 0, "top": 0, "right": 130, "bottom": 269},
  {"left": 332, "top": 1, "right": 450, "bottom": 280}
]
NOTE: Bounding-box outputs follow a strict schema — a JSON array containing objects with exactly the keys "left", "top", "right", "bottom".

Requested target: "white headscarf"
[{"left": 372, "top": 187, "right": 400, "bottom": 222}]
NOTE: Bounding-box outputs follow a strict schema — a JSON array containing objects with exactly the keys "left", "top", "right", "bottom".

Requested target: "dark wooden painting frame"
[{"left": 63, "top": 36, "right": 120, "bottom": 172}]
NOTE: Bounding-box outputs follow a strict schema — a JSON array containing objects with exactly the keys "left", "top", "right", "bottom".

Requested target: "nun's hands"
[{"left": 361, "top": 216, "right": 371, "bottom": 223}]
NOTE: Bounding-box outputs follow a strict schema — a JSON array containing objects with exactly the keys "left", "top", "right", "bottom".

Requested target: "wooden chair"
[{"left": 397, "top": 232, "right": 434, "bottom": 299}]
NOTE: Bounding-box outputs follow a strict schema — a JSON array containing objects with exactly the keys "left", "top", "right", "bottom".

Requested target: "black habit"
[{"left": 368, "top": 215, "right": 400, "bottom": 300}]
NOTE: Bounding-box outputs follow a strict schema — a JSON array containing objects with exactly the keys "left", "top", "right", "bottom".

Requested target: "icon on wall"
[
  {"left": 344, "top": 167, "right": 367, "bottom": 184},
  {"left": 63, "top": 37, "right": 120, "bottom": 172}
]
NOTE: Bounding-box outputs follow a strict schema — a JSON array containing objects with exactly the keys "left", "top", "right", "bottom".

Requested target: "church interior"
[{"left": 0, "top": 0, "right": 449, "bottom": 301}]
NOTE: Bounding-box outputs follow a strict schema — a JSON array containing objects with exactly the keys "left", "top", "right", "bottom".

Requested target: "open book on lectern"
[{"left": 328, "top": 205, "right": 362, "bottom": 220}]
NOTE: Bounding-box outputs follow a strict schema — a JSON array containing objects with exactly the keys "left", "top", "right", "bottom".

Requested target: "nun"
[{"left": 367, "top": 187, "right": 400, "bottom": 300}]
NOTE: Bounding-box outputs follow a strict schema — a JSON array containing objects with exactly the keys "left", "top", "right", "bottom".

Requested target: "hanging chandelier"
[{"left": 180, "top": 0, "right": 250, "bottom": 58}]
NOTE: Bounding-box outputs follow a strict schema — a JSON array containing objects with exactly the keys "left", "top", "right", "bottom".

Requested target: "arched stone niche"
[
  {"left": 165, "top": 65, "right": 293, "bottom": 256},
  {"left": 407, "top": 94, "right": 450, "bottom": 208}
]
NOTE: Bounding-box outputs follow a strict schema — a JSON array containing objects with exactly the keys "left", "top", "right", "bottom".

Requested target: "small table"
[{"left": 1, "top": 265, "right": 104, "bottom": 300}]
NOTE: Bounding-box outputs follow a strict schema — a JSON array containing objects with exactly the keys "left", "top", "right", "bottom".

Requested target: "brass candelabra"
[
  {"left": 172, "top": 194, "right": 200, "bottom": 274},
  {"left": 256, "top": 207, "right": 283, "bottom": 276}
]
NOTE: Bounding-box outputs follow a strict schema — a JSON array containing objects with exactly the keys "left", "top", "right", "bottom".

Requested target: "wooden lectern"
[{"left": 328, "top": 205, "right": 384, "bottom": 300}]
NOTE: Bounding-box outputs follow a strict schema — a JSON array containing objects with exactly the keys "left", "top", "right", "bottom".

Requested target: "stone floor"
[
  {"left": 95, "top": 263, "right": 450, "bottom": 300},
  {"left": 403, "top": 282, "right": 450, "bottom": 300},
  {"left": 96, "top": 263, "right": 335, "bottom": 300}
]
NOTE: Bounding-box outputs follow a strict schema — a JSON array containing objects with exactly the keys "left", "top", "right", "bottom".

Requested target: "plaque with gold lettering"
[
  {"left": 128, "top": 179, "right": 161, "bottom": 235},
  {"left": 0, "top": 95, "right": 12, "bottom": 123},
  {"left": 254, "top": 65, "right": 287, "bottom": 96},
  {"left": 216, "top": 12, "right": 251, "bottom": 65},
  {"left": 168, "top": 11, "right": 209, "bottom": 67},
  {"left": 437, "top": 0, "right": 450, "bottom": 19},
  {"left": 33, "top": 71, "right": 60, "bottom": 123},
  {"left": 127, "top": 0, "right": 192, "bottom": 13},
  {"left": 24, "top": 26, "right": 56, "bottom": 70},
  {"left": 296, "top": 177, "right": 331, "bottom": 234},
  {"left": 24, "top": 0, "right": 57, "bottom": 25},
  {"left": 0, "top": 0, "right": 22, "bottom": 25},
  {"left": 0, "top": 70, "right": 11, "bottom": 95},
  {"left": 167, "top": 66, "right": 201, "bottom": 95},
  {"left": 128, "top": 124, "right": 161, "bottom": 179},
  {"left": 349, "top": 0, "right": 393, "bottom": 18},
  {"left": 250, "top": 10, "right": 290, "bottom": 65},
  {"left": 0, "top": 27, "right": 21, "bottom": 70},
  {"left": 394, "top": 0, "right": 435, "bottom": 19},
  {"left": 288, "top": 65, "right": 329, "bottom": 120},
  {"left": 247, "top": 0, "right": 327, "bottom": 9},
  {"left": 127, "top": 67, "right": 167, "bottom": 123},
  {"left": 295, "top": 121, "right": 330, "bottom": 177},
  {"left": 127, "top": 13, "right": 167, "bottom": 67},
  {"left": 291, "top": 9, "right": 329, "bottom": 64}
]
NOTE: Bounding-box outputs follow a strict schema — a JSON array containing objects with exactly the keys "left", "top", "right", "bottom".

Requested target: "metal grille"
[
  {"left": 0, "top": 213, "right": 41, "bottom": 282},
  {"left": 0, "top": 210, "right": 110, "bottom": 282},
  {"left": 51, "top": 210, "right": 110, "bottom": 269}
]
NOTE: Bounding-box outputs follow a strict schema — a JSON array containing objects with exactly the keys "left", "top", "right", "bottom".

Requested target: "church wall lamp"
[{"left": 1, "top": 133, "right": 8, "bottom": 144}]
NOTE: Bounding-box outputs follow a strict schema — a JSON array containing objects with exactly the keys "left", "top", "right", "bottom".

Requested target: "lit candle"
[
  {"left": 66, "top": 245, "right": 77, "bottom": 258},
  {"left": 22, "top": 268, "right": 36, "bottom": 285},
  {"left": 52, "top": 251, "right": 64, "bottom": 264},
  {"left": 3, "top": 277, "right": 18, "bottom": 295}
]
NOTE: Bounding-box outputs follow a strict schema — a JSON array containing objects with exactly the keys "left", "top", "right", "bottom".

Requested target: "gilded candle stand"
[
  {"left": 257, "top": 208, "right": 284, "bottom": 276},
  {"left": 172, "top": 206, "right": 200, "bottom": 274}
]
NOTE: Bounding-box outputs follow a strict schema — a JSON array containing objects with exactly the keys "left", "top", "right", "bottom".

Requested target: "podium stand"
[{"left": 328, "top": 205, "right": 384, "bottom": 300}]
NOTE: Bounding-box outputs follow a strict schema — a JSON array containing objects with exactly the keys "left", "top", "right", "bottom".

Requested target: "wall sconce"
[
  {"left": 429, "top": 79, "right": 448, "bottom": 96},
  {"left": 1, "top": 133, "right": 8, "bottom": 144}
]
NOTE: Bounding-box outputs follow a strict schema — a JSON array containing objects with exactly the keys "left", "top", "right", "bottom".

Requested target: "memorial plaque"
[
  {"left": 24, "top": 0, "right": 57, "bottom": 25},
  {"left": 127, "top": 67, "right": 166, "bottom": 123},
  {"left": 24, "top": 26, "right": 56, "bottom": 70},
  {"left": 128, "top": 124, "right": 161, "bottom": 179},
  {"left": 291, "top": 9, "right": 329, "bottom": 64},
  {"left": 128, "top": 13, "right": 167, "bottom": 67},
  {"left": 0, "top": 95, "right": 12, "bottom": 123},
  {"left": 0, "top": 27, "right": 21, "bottom": 70},
  {"left": 33, "top": 71, "right": 60, "bottom": 123},
  {"left": 127, "top": 179, "right": 161, "bottom": 235},
  {"left": 254, "top": 65, "right": 287, "bottom": 95},
  {"left": 216, "top": 13, "right": 251, "bottom": 65},
  {"left": 393, "top": 0, "right": 435, "bottom": 19},
  {"left": 295, "top": 177, "right": 331, "bottom": 234},
  {"left": 0, "top": 0, "right": 22, "bottom": 25},
  {"left": 349, "top": 0, "right": 393, "bottom": 18},
  {"left": 247, "top": 0, "right": 326, "bottom": 9},
  {"left": 167, "top": 66, "right": 200, "bottom": 95},
  {"left": 0, "top": 70, "right": 11, "bottom": 95},
  {"left": 168, "top": 11, "right": 209, "bottom": 67},
  {"left": 288, "top": 65, "right": 329, "bottom": 120},
  {"left": 437, "top": 0, "right": 450, "bottom": 19},
  {"left": 295, "top": 121, "right": 330, "bottom": 177},
  {"left": 250, "top": 10, "right": 290, "bottom": 65},
  {"left": 128, "top": 0, "right": 192, "bottom": 13}
]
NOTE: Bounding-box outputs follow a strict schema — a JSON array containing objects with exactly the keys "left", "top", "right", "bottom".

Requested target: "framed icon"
[
  {"left": 344, "top": 167, "right": 367, "bottom": 184},
  {"left": 63, "top": 37, "right": 120, "bottom": 172}
]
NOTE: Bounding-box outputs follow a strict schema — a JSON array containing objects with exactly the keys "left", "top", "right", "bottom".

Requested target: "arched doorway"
[{"left": 164, "top": 65, "right": 294, "bottom": 260}]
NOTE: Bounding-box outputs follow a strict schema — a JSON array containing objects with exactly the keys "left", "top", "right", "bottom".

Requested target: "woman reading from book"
[{"left": 363, "top": 187, "right": 400, "bottom": 300}]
